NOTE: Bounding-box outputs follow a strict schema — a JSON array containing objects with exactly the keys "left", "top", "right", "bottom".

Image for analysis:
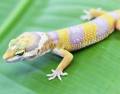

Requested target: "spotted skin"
[{"left": 48, "top": 11, "right": 120, "bottom": 51}]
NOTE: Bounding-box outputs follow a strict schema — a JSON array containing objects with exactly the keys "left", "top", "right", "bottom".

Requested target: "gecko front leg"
[{"left": 47, "top": 48, "right": 73, "bottom": 80}]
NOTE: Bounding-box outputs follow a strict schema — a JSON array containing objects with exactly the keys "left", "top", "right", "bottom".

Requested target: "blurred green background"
[{"left": 0, "top": 0, "right": 120, "bottom": 94}]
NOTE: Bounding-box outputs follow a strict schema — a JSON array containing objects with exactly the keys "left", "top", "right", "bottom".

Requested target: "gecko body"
[
  {"left": 3, "top": 9, "right": 120, "bottom": 80},
  {"left": 48, "top": 10, "right": 120, "bottom": 51}
]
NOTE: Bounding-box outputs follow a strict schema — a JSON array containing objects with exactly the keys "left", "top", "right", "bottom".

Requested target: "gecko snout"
[{"left": 3, "top": 50, "right": 15, "bottom": 61}]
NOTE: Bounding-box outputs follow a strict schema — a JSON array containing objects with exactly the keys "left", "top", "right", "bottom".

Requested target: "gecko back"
[{"left": 48, "top": 10, "right": 120, "bottom": 51}]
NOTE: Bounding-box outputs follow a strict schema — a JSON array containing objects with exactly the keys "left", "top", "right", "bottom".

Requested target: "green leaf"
[{"left": 0, "top": 0, "right": 120, "bottom": 94}]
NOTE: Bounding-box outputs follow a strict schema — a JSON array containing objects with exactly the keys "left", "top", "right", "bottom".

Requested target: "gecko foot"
[
  {"left": 80, "top": 8, "right": 102, "bottom": 21},
  {"left": 46, "top": 69, "right": 68, "bottom": 80}
]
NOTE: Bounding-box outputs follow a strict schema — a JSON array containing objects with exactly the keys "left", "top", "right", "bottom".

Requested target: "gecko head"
[{"left": 3, "top": 32, "right": 51, "bottom": 63}]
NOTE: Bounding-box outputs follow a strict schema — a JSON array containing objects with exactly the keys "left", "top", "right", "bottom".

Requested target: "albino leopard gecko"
[{"left": 3, "top": 8, "right": 120, "bottom": 80}]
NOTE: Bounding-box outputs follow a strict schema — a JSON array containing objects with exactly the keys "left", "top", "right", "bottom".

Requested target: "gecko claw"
[{"left": 46, "top": 69, "right": 68, "bottom": 80}]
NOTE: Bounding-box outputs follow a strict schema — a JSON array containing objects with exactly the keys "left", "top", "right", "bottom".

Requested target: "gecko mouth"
[
  {"left": 5, "top": 55, "right": 37, "bottom": 63},
  {"left": 5, "top": 56, "right": 22, "bottom": 63}
]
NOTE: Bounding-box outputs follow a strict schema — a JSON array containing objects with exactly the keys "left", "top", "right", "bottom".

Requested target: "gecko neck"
[
  {"left": 47, "top": 31, "right": 59, "bottom": 45},
  {"left": 35, "top": 32, "right": 56, "bottom": 55}
]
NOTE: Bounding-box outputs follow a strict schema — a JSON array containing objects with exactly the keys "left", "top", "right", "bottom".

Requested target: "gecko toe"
[{"left": 47, "top": 69, "right": 68, "bottom": 80}]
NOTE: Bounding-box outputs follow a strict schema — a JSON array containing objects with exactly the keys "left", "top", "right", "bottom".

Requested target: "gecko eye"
[
  {"left": 16, "top": 52, "right": 24, "bottom": 56},
  {"left": 15, "top": 50, "right": 25, "bottom": 56}
]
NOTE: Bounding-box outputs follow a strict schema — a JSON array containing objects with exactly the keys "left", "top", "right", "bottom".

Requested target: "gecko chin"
[{"left": 5, "top": 56, "right": 37, "bottom": 63}]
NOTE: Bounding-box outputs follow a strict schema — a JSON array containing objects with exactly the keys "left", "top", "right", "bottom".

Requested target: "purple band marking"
[
  {"left": 69, "top": 25, "right": 84, "bottom": 45},
  {"left": 48, "top": 31, "right": 59, "bottom": 44},
  {"left": 92, "top": 18, "right": 109, "bottom": 38},
  {"left": 109, "top": 12, "right": 119, "bottom": 20}
]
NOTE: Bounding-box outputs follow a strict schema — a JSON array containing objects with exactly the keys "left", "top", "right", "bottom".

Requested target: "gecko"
[{"left": 3, "top": 8, "right": 120, "bottom": 80}]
